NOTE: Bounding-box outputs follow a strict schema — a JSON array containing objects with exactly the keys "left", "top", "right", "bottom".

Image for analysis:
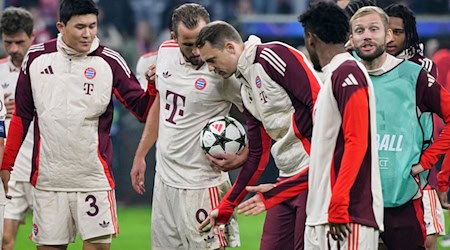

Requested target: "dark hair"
[
  {"left": 345, "top": 0, "right": 376, "bottom": 17},
  {"left": 299, "top": 2, "right": 349, "bottom": 44},
  {"left": 196, "top": 21, "right": 242, "bottom": 49},
  {"left": 59, "top": 0, "right": 99, "bottom": 25},
  {"left": 0, "top": 7, "right": 34, "bottom": 36},
  {"left": 384, "top": 3, "right": 421, "bottom": 56},
  {"left": 171, "top": 3, "right": 210, "bottom": 35}
]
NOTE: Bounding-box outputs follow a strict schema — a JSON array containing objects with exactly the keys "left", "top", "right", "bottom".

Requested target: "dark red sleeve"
[
  {"left": 260, "top": 168, "right": 309, "bottom": 209},
  {"left": 99, "top": 47, "right": 156, "bottom": 122},
  {"left": 417, "top": 70, "right": 450, "bottom": 170}
]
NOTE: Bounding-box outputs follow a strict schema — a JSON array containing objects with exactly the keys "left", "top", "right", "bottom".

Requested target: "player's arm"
[
  {"left": 105, "top": 50, "right": 157, "bottom": 122},
  {"left": 238, "top": 167, "right": 309, "bottom": 215},
  {"left": 328, "top": 67, "right": 371, "bottom": 224},
  {"left": 130, "top": 94, "right": 159, "bottom": 195},
  {"left": 416, "top": 70, "right": 450, "bottom": 174}
]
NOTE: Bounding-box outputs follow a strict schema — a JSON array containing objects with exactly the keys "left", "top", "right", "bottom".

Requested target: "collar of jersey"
[{"left": 57, "top": 33, "right": 100, "bottom": 58}]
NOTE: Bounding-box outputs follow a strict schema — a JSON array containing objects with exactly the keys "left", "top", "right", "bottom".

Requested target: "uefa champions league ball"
[{"left": 200, "top": 116, "right": 247, "bottom": 156}]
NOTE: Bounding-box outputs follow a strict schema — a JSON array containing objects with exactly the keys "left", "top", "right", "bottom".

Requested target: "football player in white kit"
[
  {"left": 130, "top": 3, "right": 245, "bottom": 249},
  {"left": 0, "top": 7, "right": 36, "bottom": 250},
  {"left": 0, "top": 0, "right": 157, "bottom": 249}
]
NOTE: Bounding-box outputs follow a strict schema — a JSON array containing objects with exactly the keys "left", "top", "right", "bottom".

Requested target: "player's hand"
[
  {"left": 0, "top": 170, "right": 11, "bottom": 199},
  {"left": 328, "top": 223, "right": 352, "bottom": 241},
  {"left": 411, "top": 164, "right": 424, "bottom": 176},
  {"left": 207, "top": 145, "right": 248, "bottom": 172},
  {"left": 145, "top": 64, "right": 156, "bottom": 84},
  {"left": 437, "top": 190, "right": 450, "bottom": 209},
  {"left": 4, "top": 93, "right": 14, "bottom": 119},
  {"left": 207, "top": 153, "right": 243, "bottom": 172},
  {"left": 130, "top": 156, "right": 147, "bottom": 195},
  {"left": 237, "top": 184, "right": 275, "bottom": 215}
]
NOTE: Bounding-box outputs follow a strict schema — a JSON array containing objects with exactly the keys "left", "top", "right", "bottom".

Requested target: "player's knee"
[
  {"left": 83, "top": 234, "right": 112, "bottom": 250},
  {"left": 2, "top": 232, "right": 16, "bottom": 250}
]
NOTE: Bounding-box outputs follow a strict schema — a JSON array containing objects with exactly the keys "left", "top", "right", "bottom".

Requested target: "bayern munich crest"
[
  {"left": 255, "top": 76, "right": 262, "bottom": 88},
  {"left": 33, "top": 223, "right": 39, "bottom": 236},
  {"left": 84, "top": 67, "right": 96, "bottom": 80},
  {"left": 195, "top": 78, "right": 207, "bottom": 90}
]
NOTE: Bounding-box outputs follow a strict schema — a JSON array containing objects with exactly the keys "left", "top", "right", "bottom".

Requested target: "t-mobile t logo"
[
  {"left": 84, "top": 83, "right": 94, "bottom": 95},
  {"left": 165, "top": 90, "right": 186, "bottom": 124}
]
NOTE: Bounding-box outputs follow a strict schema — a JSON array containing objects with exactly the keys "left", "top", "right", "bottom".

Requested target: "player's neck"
[
  {"left": 362, "top": 52, "right": 388, "bottom": 71},
  {"left": 318, "top": 44, "right": 346, "bottom": 68}
]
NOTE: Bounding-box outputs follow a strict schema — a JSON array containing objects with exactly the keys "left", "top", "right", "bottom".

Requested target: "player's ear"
[
  {"left": 170, "top": 31, "right": 177, "bottom": 42},
  {"left": 225, "top": 41, "right": 235, "bottom": 55},
  {"left": 385, "top": 28, "right": 393, "bottom": 44},
  {"left": 56, "top": 21, "right": 65, "bottom": 34},
  {"left": 305, "top": 32, "right": 315, "bottom": 48}
]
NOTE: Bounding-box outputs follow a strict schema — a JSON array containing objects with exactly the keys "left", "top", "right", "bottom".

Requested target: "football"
[{"left": 200, "top": 116, "right": 247, "bottom": 156}]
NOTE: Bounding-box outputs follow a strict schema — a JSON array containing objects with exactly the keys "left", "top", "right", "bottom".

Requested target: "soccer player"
[
  {"left": 301, "top": 3, "right": 382, "bottom": 249},
  {"left": 129, "top": 3, "right": 244, "bottom": 249},
  {"left": 0, "top": 7, "right": 36, "bottom": 250},
  {"left": 384, "top": 4, "right": 444, "bottom": 250},
  {"left": 196, "top": 20, "right": 321, "bottom": 249},
  {"left": 349, "top": 6, "right": 450, "bottom": 249},
  {"left": 0, "top": 0, "right": 156, "bottom": 249}
]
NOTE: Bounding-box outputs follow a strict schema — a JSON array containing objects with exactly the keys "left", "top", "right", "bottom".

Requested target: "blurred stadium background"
[{"left": 2, "top": 0, "right": 450, "bottom": 248}]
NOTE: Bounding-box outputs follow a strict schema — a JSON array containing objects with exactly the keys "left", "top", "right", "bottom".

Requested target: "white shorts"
[
  {"left": 32, "top": 188, "right": 118, "bottom": 245},
  {"left": 4, "top": 181, "right": 33, "bottom": 222},
  {"left": 305, "top": 223, "right": 379, "bottom": 250},
  {"left": 151, "top": 173, "right": 240, "bottom": 250},
  {"left": 423, "top": 189, "right": 445, "bottom": 235}
]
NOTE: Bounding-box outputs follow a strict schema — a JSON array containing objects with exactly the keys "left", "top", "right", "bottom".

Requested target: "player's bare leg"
[
  {"left": 82, "top": 242, "right": 110, "bottom": 250},
  {"left": 426, "top": 234, "right": 438, "bottom": 250},
  {"left": 37, "top": 245, "right": 67, "bottom": 250},
  {"left": 83, "top": 235, "right": 112, "bottom": 250},
  {"left": 2, "top": 219, "right": 20, "bottom": 250}
]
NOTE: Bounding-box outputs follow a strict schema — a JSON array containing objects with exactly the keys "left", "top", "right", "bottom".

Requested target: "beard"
[{"left": 354, "top": 43, "right": 386, "bottom": 62}]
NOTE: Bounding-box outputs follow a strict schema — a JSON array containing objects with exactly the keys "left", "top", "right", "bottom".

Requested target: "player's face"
[
  {"left": 386, "top": 17, "right": 406, "bottom": 56},
  {"left": 350, "top": 13, "right": 389, "bottom": 62},
  {"left": 2, "top": 31, "right": 34, "bottom": 67},
  {"left": 198, "top": 41, "right": 238, "bottom": 79},
  {"left": 57, "top": 14, "right": 97, "bottom": 53},
  {"left": 173, "top": 19, "right": 207, "bottom": 66}
]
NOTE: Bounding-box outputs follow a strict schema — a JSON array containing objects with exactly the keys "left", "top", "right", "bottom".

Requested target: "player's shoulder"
[
  {"left": 331, "top": 56, "right": 368, "bottom": 87},
  {"left": 160, "top": 40, "right": 178, "bottom": 49}
]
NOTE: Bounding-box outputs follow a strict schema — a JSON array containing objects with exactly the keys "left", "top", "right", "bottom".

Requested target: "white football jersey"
[
  {"left": 135, "top": 51, "right": 157, "bottom": 91},
  {"left": 155, "top": 40, "right": 243, "bottom": 189},
  {"left": 0, "top": 57, "right": 33, "bottom": 182}
]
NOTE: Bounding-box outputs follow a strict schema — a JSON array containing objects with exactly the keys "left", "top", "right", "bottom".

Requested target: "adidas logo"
[
  {"left": 1, "top": 82, "right": 9, "bottom": 89},
  {"left": 341, "top": 73, "right": 358, "bottom": 87},
  {"left": 99, "top": 220, "right": 110, "bottom": 228},
  {"left": 204, "top": 234, "right": 215, "bottom": 244},
  {"left": 40, "top": 65, "right": 54, "bottom": 74},
  {"left": 212, "top": 123, "right": 224, "bottom": 133},
  {"left": 163, "top": 71, "right": 171, "bottom": 78}
]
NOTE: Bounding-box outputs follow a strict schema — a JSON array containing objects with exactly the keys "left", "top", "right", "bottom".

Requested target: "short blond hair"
[{"left": 350, "top": 6, "right": 389, "bottom": 31}]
